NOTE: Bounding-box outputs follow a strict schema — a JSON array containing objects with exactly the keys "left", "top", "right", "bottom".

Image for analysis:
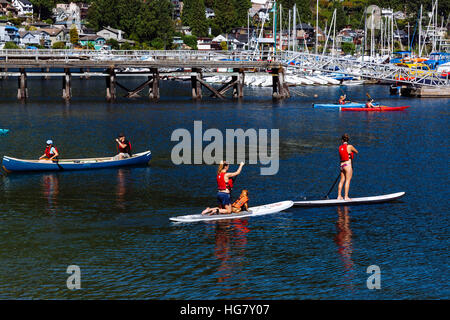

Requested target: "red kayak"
[{"left": 342, "top": 106, "right": 410, "bottom": 112}]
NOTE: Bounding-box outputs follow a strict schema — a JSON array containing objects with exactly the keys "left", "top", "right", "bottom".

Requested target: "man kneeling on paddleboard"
[{"left": 202, "top": 161, "right": 245, "bottom": 215}]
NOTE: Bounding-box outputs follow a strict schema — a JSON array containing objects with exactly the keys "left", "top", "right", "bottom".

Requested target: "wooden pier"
[{"left": 0, "top": 50, "right": 290, "bottom": 101}]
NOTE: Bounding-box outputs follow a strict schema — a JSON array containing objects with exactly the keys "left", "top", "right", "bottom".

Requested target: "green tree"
[
  {"left": 234, "top": 0, "right": 251, "bottom": 27},
  {"left": 182, "top": 35, "right": 198, "bottom": 49},
  {"left": 106, "top": 38, "right": 120, "bottom": 50},
  {"left": 213, "top": 0, "right": 237, "bottom": 34},
  {"left": 30, "top": 0, "right": 56, "bottom": 20},
  {"left": 4, "top": 42, "right": 20, "bottom": 49},
  {"left": 69, "top": 26, "right": 79, "bottom": 45},
  {"left": 52, "top": 41, "right": 66, "bottom": 49}
]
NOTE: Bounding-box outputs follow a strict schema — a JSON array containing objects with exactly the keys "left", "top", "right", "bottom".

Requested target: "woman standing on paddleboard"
[
  {"left": 337, "top": 134, "right": 358, "bottom": 201},
  {"left": 202, "top": 161, "right": 244, "bottom": 215}
]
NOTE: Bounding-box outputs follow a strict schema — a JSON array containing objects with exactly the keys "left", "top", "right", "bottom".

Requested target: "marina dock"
[{"left": 1, "top": 49, "right": 449, "bottom": 100}]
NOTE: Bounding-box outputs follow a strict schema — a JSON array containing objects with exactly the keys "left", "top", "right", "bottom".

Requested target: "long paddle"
[{"left": 324, "top": 172, "right": 341, "bottom": 199}]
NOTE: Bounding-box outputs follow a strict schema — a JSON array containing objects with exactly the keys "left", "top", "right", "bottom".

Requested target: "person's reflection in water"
[
  {"left": 334, "top": 206, "right": 354, "bottom": 289},
  {"left": 213, "top": 219, "right": 250, "bottom": 294},
  {"left": 42, "top": 174, "right": 59, "bottom": 214},
  {"left": 116, "top": 169, "right": 128, "bottom": 211}
]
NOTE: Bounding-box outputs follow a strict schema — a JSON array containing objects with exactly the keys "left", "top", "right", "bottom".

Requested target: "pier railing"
[
  {"left": 276, "top": 50, "right": 450, "bottom": 88},
  {"left": 1, "top": 49, "right": 449, "bottom": 87}
]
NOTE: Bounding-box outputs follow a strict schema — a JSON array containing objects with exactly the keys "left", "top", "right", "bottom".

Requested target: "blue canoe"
[
  {"left": 0, "top": 129, "right": 9, "bottom": 135},
  {"left": 313, "top": 102, "right": 379, "bottom": 109},
  {"left": 2, "top": 150, "right": 151, "bottom": 172}
]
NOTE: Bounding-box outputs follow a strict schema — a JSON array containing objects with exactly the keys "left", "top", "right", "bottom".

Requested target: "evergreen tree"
[
  {"left": 190, "top": 0, "right": 209, "bottom": 37},
  {"left": 69, "top": 26, "right": 79, "bottom": 45},
  {"left": 213, "top": 0, "right": 237, "bottom": 34},
  {"left": 234, "top": 0, "right": 252, "bottom": 27}
]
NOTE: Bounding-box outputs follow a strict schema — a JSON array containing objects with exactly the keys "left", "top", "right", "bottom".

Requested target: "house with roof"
[
  {"left": 0, "top": 0, "right": 18, "bottom": 17},
  {"left": 0, "top": 24, "right": 20, "bottom": 44},
  {"left": 97, "top": 26, "right": 124, "bottom": 41},
  {"left": 39, "top": 27, "right": 70, "bottom": 46},
  {"left": 19, "top": 30, "right": 51, "bottom": 47},
  {"left": 53, "top": 2, "right": 82, "bottom": 30},
  {"left": 11, "top": 0, "right": 32, "bottom": 16},
  {"left": 205, "top": 8, "right": 214, "bottom": 19},
  {"left": 79, "top": 34, "right": 107, "bottom": 50}
]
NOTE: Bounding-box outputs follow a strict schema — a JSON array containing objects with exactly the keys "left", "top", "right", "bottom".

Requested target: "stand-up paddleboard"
[
  {"left": 293, "top": 192, "right": 405, "bottom": 207},
  {"left": 170, "top": 201, "right": 294, "bottom": 223}
]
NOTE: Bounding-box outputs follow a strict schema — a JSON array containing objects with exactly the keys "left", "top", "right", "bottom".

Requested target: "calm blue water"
[{"left": 0, "top": 77, "right": 448, "bottom": 299}]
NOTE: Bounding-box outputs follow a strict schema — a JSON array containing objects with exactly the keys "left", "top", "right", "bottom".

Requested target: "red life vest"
[
  {"left": 339, "top": 143, "right": 353, "bottom": 162},
  {"left": 217, "top": 172, "right": 233, "bottom": 191},
  {"left": 117, "top": 140, "right": 132, "bottom": 155},
  {"left": 338, "top": 98, "right": 345, "bottom": 105},
  {"left": 45, "top": 146, "right": 58, "bottom": 158}
]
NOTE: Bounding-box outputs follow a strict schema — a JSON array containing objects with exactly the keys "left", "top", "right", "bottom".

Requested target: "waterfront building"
[
  {"left": 11, "top": 0, "right": 32, "bottom": 17},
  {"left": 0, "top": 0, "right": 18, "bottom": 17},
  {"left": 0, "top": 24, "right": 20, "bottom": 44}
]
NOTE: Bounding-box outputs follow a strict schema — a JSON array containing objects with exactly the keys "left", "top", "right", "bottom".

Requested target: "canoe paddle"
[{"left": 53, "top": 159, "right": 64, "bottom": 171}]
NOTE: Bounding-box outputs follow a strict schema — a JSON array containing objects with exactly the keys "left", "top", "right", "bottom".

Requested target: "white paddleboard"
[
  {"left": 170, "top": 201, "right": 294, "bottom": 223},
  {"left": 293, "top": 192, "right": 405, "bottom": 207}
]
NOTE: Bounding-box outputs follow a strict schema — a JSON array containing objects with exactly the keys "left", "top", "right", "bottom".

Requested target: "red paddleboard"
[{"left": 342, "top": 106, "right": 410, "bottom": 111}]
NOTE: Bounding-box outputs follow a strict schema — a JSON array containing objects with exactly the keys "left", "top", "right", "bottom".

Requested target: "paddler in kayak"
[
  {"left": 337, "top": 134, "right": 358, "bottom": 201},
  {"left": 365, "top": 98, "right": 376, "bottom": 108},
  {"left": 39, "top": 140, "right": 59, "bottom": 161},
  {"left": 338, "top": 94, "right": 349, "bottom": 105},
  {"left": 202, "top": 161, "right": 245, "bottom": 215}
]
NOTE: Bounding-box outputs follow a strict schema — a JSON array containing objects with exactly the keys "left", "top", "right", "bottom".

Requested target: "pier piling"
[
  {"left": 62, "top": 69, "right": 72, "bottom": 100},
  {"left": 17, "top": 68, "right": 27, "bottom": 100},
  {"left": 106, "top": 68, "right": 116, "bottom": 101}
]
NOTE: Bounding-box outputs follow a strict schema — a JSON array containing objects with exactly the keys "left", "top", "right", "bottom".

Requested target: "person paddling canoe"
[
  {"left": 114, "top": 133, "right": 132, "bottom": 160},
  {"left": 39, "top": 139, "right": 59, "bottom": 161},
  {"left": 202, "top": 161, "right": 245, "bottom": 215},
  {"left": 337, "top": 134, "right": 358, "bottom": 201}
]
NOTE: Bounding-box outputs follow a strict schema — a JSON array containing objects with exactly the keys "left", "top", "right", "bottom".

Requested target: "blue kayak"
[
  {"left": 313, "top": 103, "right": 365, "bottom": 109},
  {"left": 313, "top": 102, "right": 379, "bottom": 109},
  {"left": 0, "top": 129, "right": 9, "bottom": 135},
  {"left": 2, "top": 150, "right": 151, "bottom": 172}
]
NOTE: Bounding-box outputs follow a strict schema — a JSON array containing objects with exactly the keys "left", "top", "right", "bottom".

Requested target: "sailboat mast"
[
  {"left": 315, "top": 0, "right": 319, "bottom": 54},
  {"left": 292, "top": 3, "right": 296, "bottom": 52}
]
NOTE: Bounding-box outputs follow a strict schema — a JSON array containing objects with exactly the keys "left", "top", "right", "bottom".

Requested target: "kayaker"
[
  {"left": 337, "top": 134, "right": 358, "bottom": 201},
  {"left": 365, "top": 99, "right": 375, "bottom": 108},
  {"left": 39, "top": 140, "right": 59, "bottom": 161},
  {"left": 338, "top": 94, "right": 349, "bottom": 105},
  {"left": 202, "top": 161, "right": 245, "bottom": 215},
  {"left": 114, "top": 133, "right": 132, "bottom": 160}
]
